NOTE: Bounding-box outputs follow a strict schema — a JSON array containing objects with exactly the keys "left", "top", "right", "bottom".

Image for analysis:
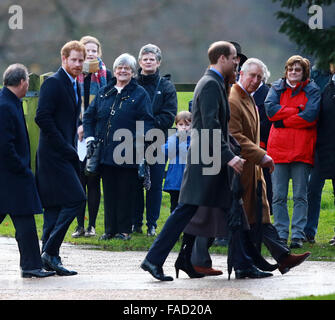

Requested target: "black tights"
[{"left": 77, "top": 164, "right": 101, "bottom": 228}]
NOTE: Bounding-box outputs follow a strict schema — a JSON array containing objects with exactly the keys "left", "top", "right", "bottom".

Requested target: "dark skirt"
[
  {"left": 183, "top": 206, "right": 229, "bottom": 238},
  {"left": 101, "top": 165, "right": 139, "bottom": 234}
]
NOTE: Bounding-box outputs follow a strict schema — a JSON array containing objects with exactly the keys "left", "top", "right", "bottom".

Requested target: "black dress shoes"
[
  {"left": 140, "top": 258, "right": 173, "bottom": 281},
  {"left": 41, "top": 252, "right": 77, "bottom": 276},
  {"left": 99, "top": 233, "right": 114, "bottom": 240},
  {"left": 21, "top": 268, "right": 56, "bottom": 278},
  {"left": 290, "top": 238, "right": 303, "bottom": 249},
  {"left": 115, "top": 233, "right": 131, "bottom": 240},
  {"left": 235, "top": 265, "right": 273, "bottom": 279},
  {"left": 132, "top": 225, "right": 143, "bottom": 234}
]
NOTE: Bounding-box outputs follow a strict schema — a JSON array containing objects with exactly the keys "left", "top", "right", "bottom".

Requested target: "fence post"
[
  {"left": 23, "top": 72, "right": 54, "bottom": 173},
  {"left": 23, "top": 73, "right": 40, "bottom": 173}
]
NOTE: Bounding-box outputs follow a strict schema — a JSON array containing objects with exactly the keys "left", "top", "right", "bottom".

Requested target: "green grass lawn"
[{"left": 287, "top": 293, "right": 335, "bottom": 300}]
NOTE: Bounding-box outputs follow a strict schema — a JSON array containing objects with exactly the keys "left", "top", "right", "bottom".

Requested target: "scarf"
[{"left": 77, "top": 57, "right": 107, "bottom": 119}]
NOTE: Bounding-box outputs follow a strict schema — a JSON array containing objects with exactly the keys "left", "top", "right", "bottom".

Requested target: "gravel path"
[{"left": 1, "top": 237, "right": 334, "bottom": 300}]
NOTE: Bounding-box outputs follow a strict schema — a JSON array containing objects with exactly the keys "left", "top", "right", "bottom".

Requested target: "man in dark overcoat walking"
[
  {"left": 141, "top": 41, "right": 272, "bottom": 281},
  {"left": 0, "top": 63, "right": 56, "bottom": 278},
  {"left": 35, "top": 41, "right": 86, "bottom": 276}
]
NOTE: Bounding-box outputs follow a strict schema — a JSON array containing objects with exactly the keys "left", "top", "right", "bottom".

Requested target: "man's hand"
[
  {"left": 260, "top": 154, "right": 274, "bottom": 173},
  {"left": 228, "top": 156, "right": 246, "bottom": 174}
]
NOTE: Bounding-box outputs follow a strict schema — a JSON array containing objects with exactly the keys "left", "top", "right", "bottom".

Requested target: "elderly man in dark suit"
[
  {"left": 0, "top": 64, "right": 56, "bottom": 278},
  {"left": 141, "top": 41, "right": 273, "bottom": 281},
  {"left": 35, "top": 41, "right": 87, "bottom": 276}
]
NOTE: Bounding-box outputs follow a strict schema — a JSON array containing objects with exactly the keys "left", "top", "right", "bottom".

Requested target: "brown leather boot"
[{"left": 278, "top": 252, "right": 311, "bottom": 274}]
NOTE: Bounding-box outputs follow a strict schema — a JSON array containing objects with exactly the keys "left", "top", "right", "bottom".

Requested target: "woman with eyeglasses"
[{"left": 265, "top": 55, "right": 321, "bottom": 249}]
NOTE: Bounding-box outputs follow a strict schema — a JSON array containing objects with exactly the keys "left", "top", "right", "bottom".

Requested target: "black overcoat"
[
  {"left": 136, "top": 69, "right": 178, "bottom": 138},
  {"left": 179, "top": 69, "right": 236, "bottom": 208},
  {"left": 316, "top": 80, "right": 335, "bottom": 179},
  {"left": 0, "top": 87, "right": 43, "bottom": 215},
  {"left": 35, "top": 67, "right": 86, "bottom": 208}
]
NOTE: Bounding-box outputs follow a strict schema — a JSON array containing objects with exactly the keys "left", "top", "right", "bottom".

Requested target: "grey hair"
[
  {"left": 3, "top": 63, "right": 28, "bottom": 87},
  {"left": 241, "top": 58, "right": 271, "bottom": 83},
  {"left": 138, "top": 43, "right": 162, "bottom": 62},
  {"left": 113, "top": 53, "right": 137, "bottom": 74}
]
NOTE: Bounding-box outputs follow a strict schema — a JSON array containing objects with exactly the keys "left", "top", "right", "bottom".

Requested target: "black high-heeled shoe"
[{"left": 174, "top": 255, "right": 205, "bottom": 279}]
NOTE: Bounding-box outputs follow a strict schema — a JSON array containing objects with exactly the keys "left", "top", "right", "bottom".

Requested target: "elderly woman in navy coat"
[
  {"left": 83, "top": 53, "right": 154, "bottom": 241},
  {"left": 0, "top": 64, "right": 55, "bottom": 278}
]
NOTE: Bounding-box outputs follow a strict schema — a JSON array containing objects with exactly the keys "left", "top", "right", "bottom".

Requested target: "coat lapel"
[
  {"left": 58, "top": 68, "right": 77, "bottom": 107},
  {"left": 205, "top": 69, "right": 230, "bottom": 119},
  {"left": 233, "top": 84, "right": 257, "bottom": 123}
]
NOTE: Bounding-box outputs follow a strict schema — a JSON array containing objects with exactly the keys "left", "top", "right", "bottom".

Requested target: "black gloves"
[
  {"left": 273, "top": 120, "right": 285, "bottom": 128},
  {"left": 87, "top": 140, "right": 96, "bottom": 158}
]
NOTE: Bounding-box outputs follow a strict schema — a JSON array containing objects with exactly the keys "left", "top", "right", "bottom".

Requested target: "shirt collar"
[
  {"left": 332, "top": 74, "right": 335, "bottom": 84},
  {"left": 209, "top": 67, "right": 224, "bottom": 81},
  {"left": 62, "top": 67, "right": 76, "bottom": 84},
  {"left": 237, "top": 80, "right": 251, "bottom": 96},
  {"left": 286, "top": 78, "right": 296, "bottom": 88}
]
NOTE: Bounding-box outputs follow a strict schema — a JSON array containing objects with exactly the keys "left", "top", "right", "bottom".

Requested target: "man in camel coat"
[{"left": 228, "top": 58, "right": 311, "bottom": 274}]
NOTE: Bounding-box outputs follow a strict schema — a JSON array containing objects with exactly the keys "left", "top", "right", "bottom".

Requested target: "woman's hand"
[{"left": 77, "top": 125, "right": 84, "bottom": 142}]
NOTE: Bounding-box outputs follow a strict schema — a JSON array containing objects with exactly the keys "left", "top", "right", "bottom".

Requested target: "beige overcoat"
[{"left": 228, "top": 84, "right": 271, "bottom": 224}]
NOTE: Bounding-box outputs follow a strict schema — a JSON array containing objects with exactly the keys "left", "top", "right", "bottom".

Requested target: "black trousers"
[
  {"left": 250, "top": 223, "right": 290, "bottom": 263},
  {"left": 42, "top": 200, "right": 85, "bottom": 257},
  {"left": 102, "top": 165, "right": 139, "bottom": 235},
  {"left": 0, "top": 214, "right": 42, "bottom": 271},
  {"left": 167, "top": 190, "right": 180, "bottom": 214},
  {"left": 191, "top": 223, "right": 290, "bottom": 268},
  {"left": 191, "top": 236, "right": 215, "bottom": 268},
  {"left": 146, "top": 203, "right": 253, "bottom": 270},
  {"left": 262, "top": 167, "right": 273, "bottom": 214},
  {"left": 133, "top": 163, "right": 166, "bottom": 229}
]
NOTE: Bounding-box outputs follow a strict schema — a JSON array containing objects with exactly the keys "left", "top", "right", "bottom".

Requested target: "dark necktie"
[{"left": 73, "top": 81, "right": 78, "bottom": 104}]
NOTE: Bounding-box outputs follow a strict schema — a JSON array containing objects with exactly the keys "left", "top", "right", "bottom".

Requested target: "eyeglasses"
[
  {"left": 287, "top": 67, "right": 303, "bottom": 72},
  {"left": 116, "top": 66, "right": 132, "bottom": 71}
]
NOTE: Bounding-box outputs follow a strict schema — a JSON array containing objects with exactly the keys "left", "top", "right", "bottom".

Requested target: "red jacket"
[{"left": 264, "top": 78, "right": 321, "bottom": 165}]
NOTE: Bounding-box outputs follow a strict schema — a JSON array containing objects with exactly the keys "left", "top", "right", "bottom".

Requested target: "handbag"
[
  {"left": 137, "top": 77, "right": 161, "bottom": 190},
  {"left": 85, "top": 139, "right": 103, "bottom": 176},
  {"left": 138, "top": 158, "right": 151, "bottom": 191},
  {"left": 85, "top": 92, "right": 117, "bottom": 176}
]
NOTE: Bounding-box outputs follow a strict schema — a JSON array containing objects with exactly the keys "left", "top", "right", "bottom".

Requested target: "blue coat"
[
  {"left": 83, "top": 77, "right": 154, "bottom": 168},
  {"left": 163, "top": 132, "right": 190, "bottom": 191},
  {"left": 35, "top": 67, "right": 86, "bottom": 207},
  {"left": 0, "top": 87, "right": 42, "bottom": 215}
]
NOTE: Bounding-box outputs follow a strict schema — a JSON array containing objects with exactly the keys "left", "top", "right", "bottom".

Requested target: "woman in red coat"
[{"left": 265, "top": 55, "right": 321, "bottom": 249}]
